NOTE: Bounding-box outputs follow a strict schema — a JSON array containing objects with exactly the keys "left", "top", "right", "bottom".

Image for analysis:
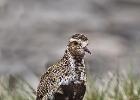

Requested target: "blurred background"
[{"left": 0, "top": 0, "right": 140, "bottom": 90}]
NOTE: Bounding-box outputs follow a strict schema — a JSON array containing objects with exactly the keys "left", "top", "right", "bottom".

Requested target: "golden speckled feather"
[{"left": 36, "top": 34, "right": 91, "bottom": 100}]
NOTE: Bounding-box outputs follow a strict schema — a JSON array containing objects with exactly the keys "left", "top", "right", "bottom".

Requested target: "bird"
[{"left": 36, "top": 33, "right": 91, "bottom": 100}]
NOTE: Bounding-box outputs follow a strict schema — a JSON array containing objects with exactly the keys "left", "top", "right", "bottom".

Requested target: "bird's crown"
[
  {"left": 71, "top": 34, "right": 88, "bottom": 41},
  {"left": 69, "top": 33, "right": 88, "bottom": 48}
]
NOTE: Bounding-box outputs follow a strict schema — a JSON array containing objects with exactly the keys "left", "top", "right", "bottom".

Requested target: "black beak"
[{"left": 83, "top": 47, "right": 91, "bottom": 54}]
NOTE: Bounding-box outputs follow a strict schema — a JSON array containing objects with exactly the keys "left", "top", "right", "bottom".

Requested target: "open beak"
[{"left": 83, "top": 46, "right": 91, "bottom": 54}]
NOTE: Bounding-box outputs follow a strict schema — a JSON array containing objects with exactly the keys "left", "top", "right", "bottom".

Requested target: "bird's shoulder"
[
  {"left": 40, "top": 64, "right": 57, "bottom": 79},
  {"left": 40, "top": 60, "right": 67, "bottom": 81}
]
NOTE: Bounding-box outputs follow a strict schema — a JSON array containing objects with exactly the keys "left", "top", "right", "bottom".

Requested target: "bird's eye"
[{"left": 73, "top": 41, "right": 78, "bottom": 45}]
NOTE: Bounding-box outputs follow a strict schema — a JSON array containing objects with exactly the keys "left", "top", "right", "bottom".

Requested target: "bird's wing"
[{"left": 36, "top": 65, "right": 60, "bottom": 100}]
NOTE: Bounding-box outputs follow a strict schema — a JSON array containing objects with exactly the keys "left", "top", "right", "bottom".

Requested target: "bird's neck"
[
  {"left": 63, "top": 49, "right": 85, "bottom": 68},
  {"left": 62, "top": 49, "right": 87, "bottom": 82}
]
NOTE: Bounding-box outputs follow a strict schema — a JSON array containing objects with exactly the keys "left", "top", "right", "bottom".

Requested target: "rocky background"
[{"left": 0, "top": 0, "right": 140, "bottom": 89}]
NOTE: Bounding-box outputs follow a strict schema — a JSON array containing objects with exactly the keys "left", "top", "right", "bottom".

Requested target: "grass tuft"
[{"left": 0, "top": 71, "right": 140, "bottom": 100}]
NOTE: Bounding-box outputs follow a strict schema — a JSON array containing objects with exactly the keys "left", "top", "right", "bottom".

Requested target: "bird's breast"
[{"left": 56, "top": 80, "right": 86, "bottom": 100}]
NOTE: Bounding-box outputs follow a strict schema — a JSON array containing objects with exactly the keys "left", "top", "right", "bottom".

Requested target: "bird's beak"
[{"left": 83, "top": 46, "right": 91, "bottom": 54}]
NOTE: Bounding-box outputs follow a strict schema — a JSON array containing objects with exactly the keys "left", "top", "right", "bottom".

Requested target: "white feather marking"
[
  {"left": 82, "top": 41, "right": 88, "bottom": 47},
  {"left": 80, "top": 59, "right": 86, "bottom": 81},
  {"left": 69, "top": 38, "right": 79, "bottom": 42}
]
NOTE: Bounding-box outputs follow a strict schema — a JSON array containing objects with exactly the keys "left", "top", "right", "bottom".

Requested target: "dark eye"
[{"left": 73, "top": 41, "right": 78, "bottom": 45}]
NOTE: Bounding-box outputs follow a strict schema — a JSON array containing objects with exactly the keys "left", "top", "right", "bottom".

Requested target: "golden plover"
[{"left": 36, "top": 33, "right": 91, "bottom": 100}]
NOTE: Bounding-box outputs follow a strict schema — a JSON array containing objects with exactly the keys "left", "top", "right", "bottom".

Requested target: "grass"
[
  {"left": 84, "top": 72, "right": 140, "bottom": 100},
  {"left": 0, "top": 72, "right": 140, "bottom": 100},
  {"left": 0, "top": 75, "right": 35, "bottom": 100}
]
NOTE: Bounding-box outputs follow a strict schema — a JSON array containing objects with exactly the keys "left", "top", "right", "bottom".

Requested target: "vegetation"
[
  {"left": 0, "top": 75, "right": 35, "bottom": 100},
  {"left": 0, "top": 72, "right": 140, "bottom": 100},
  {"left": 85, "top": 72, "right": 140, "bottom": 100}
]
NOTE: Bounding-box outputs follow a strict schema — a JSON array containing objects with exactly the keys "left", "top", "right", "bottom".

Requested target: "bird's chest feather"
[{"left": 59, "top": 57, "right": 86, "bottom": 86}]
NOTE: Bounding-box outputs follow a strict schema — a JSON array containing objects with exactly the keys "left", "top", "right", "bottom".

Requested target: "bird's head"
[{"left": 67, "top": 33, "right": 91, "bottom": 57}]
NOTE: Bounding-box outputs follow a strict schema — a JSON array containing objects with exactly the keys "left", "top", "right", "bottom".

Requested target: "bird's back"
[
  {"left": 36, "top": 53, "right": 87, "bottom": 100},
  {"left": 36, "top": 62, "right": 67, "bottom": 100}
]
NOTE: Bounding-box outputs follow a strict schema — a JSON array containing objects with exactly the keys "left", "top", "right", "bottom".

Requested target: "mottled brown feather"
[{"left": 36, "top": 34, "right": 90, "bottom": 100}]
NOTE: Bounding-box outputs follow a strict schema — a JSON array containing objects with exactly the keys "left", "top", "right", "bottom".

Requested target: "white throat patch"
[{"left": 82, "top": 41, "right": 88, "bottom": 47}]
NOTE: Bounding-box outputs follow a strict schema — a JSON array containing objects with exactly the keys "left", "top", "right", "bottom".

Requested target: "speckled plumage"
[{"left": 36, "top": 34, "right": 91, "bottom": 100}]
